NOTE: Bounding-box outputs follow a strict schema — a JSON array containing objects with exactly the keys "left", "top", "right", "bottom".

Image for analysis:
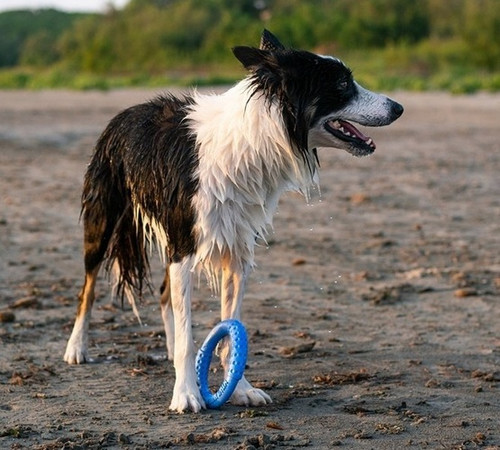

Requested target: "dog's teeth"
[{"left": 366, "top": 138, "right": 372, "bottom": 145}]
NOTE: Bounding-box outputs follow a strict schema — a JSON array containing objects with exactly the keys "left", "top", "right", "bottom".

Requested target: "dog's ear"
[
  {"left": 232, "top": 46, "right": 275, "bottom": 71},
  {"left": 260, "top": 29, "right": 285, "bottom": 52}
]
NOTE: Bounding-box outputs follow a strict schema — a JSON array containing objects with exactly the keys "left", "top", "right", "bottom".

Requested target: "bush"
[{"left": 0, "top": 69, "right": 32, "bottom": 88}]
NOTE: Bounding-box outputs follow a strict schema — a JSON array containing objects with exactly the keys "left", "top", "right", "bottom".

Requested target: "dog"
[{"left": 64, "top": 30, "right": 403, "bottom": 413}]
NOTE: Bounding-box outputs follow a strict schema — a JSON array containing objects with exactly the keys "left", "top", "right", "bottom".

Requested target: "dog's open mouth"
[{"left": 324, "top": 119, "right": 376, "bottom": 151}]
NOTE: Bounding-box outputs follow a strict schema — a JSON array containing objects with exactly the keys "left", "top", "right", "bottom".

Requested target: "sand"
[{"left": 0, "top": 88, "right": 499, "bottom": 449}]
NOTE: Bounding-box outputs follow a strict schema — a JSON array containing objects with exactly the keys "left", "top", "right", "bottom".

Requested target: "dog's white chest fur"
[{"left": 187, "top": 80, "right": 315, "bottom": 279}]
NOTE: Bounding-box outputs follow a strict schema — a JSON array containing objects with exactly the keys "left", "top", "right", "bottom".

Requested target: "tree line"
[{"left": 0, "top": 0, "right": 498, "bottom": 91}]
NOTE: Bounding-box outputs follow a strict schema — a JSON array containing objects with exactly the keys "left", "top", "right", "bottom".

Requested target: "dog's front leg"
[
  {"left": 220, "top": 257, "right": 272, "bottom": 407},
  {"left": 168, "top": 256, "right": 205, "bottom": 413}
]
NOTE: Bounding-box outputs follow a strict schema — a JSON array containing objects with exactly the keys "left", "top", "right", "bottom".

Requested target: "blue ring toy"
[{"left": 195, "top": 319, "right": 248, "bottom": 409}]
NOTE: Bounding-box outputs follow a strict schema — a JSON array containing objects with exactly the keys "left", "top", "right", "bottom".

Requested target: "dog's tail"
[{"left": 81, "top": 121, "right": 151, "bottom": 316}]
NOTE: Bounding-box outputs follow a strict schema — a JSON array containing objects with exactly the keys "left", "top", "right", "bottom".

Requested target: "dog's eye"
[{"left": 339, "top": 81, "right": 348, "bottom": 90}]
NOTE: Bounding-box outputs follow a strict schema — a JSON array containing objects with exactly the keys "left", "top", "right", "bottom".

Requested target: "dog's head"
[{"left": 233, "top": 30, "right": 403, "bottom": 157}]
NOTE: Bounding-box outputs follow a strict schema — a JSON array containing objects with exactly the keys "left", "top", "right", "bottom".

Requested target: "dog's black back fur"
[{"left": 82, "top": 94, "right": 199, "bottom": 296}]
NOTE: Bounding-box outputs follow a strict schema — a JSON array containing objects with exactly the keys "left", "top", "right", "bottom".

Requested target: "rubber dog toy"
[{"left": 195, "top": 319, "right": 248, "bottom": 408}]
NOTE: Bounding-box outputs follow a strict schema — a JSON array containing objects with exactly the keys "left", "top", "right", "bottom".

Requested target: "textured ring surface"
[{"left": 195, "top": 319, "right": 248, "bottom": 408}]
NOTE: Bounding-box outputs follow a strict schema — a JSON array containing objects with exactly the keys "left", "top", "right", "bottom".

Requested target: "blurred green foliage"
[
  {"left": 0, "top": 0, "right": 498, "bottom": 91},
  {"left": 0, "top": 9, "right": 88, "bottom": 67}
]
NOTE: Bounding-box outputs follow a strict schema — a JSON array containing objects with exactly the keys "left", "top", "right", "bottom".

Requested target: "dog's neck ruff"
[{"left": 188, "top": 78, "right": 318, "bottom": 287}]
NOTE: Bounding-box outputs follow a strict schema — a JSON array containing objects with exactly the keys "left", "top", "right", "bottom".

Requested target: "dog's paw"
[
  {"left": 63, "top": 340, "right": 89, "bottom": 364},
  {"left": 169, "top": 382, "right": 206, "bottom": 413},
  {"left": 64, "top": 319, "right": 91, "bottom": 364},
  {"left": 230, "top": 376, "right": 272, "bottom": 406},
  {"left": 64, "top": 329, "right": 90, "bottom": 364}
]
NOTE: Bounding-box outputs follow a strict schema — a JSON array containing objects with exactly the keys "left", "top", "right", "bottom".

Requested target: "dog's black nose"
[{"left": 391, "top": 101, "right": 404, "bottom": 118}]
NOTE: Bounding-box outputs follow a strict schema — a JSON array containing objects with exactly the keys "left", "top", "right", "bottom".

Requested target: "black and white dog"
[{"left": 64, "top": 30, "right": 403, "bottom": 412}]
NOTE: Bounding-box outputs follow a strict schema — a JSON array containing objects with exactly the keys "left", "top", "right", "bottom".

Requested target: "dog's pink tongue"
[{"left": 339, "top": 120, "right": 369, "bottom": 141}]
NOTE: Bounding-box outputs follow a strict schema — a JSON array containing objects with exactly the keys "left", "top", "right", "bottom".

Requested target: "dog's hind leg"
[
  {"left": 168, "top": 256, "right": 205, "bottom": 413},
  {"left": 64, "top": 266, "right": 99, "bottom": 364},
  {"left": 219, "top": 255, "right": 272, "bottom": 406},
  {"left": 160, "top": 267, "right": 175, "bottom": 361},
  {"left": 64, "top": 206, "right": 112, "bottom": 364}
]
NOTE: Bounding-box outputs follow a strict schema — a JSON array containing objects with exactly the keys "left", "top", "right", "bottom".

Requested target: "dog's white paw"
[
  {"left": 64, "top": 317, "right": 91, "bottom": 364},
  {"left": 64, "top": 339, "right": 89, "bottom": 364},
  {"left": 230, "top": 376, "right": 272, "bottom": 406},
  {"left": 169, "top": 381, "right": 206, "bottom": 413}
]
